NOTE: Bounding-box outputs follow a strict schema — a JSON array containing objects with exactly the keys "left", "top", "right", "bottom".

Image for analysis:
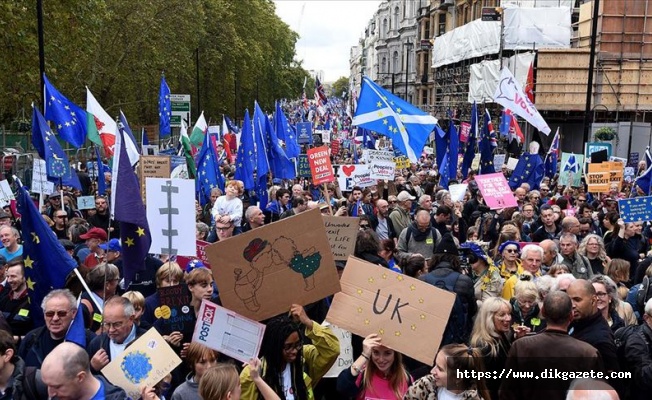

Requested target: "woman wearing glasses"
[
  {"left": 496, "top": 241, "right": 523, "bottom": 281},
  {"left": 578, "top": 234, "right": 611, "bottom": 275},
  {"left": 239, "top": 304, "right": 339, "bottom": 400}
]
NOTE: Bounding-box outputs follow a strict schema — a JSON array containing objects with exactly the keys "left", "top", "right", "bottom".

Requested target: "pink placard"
[
  {"left": 460, "top": 122, "right": 471, "bottom": 143},
  {"left": 474, "top": 173, "right": 518, "bottom": 210}
]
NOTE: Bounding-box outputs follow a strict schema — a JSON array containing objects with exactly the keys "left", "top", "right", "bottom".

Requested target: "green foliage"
[
  {"left": 331, "top": 76, "right": 349, "bottom": 99},
  {"left": 0, "top": 0, "right": 310, "bottom": 127},
  {"left": 594, "top": 127, "right": 617, "bottom": 141}
]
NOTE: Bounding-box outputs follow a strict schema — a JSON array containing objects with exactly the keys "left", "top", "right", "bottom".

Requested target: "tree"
[{"left": 331, "top": 76, "right": 349, "bottom": 99}]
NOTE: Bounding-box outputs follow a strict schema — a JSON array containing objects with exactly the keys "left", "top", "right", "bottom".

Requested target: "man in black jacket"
[
  {"left": 622, "top": 297, "right": 652, "bottom": 400},
  {"left": 87, "top": 296, "right": 147, "bottom": 374}
]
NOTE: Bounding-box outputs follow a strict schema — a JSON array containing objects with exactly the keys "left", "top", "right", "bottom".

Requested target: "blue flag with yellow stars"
[
  {"left": 479, "top": 109, "right": 497, "bottom": 174},
  {"left": 274, "top": 101, "right": 300, "bottom": 159},
  {"left": 111, "top": 126, "right": 151, "bottom": 287},
  {"left": 509, "top": 152, "right": 545, "bottom": 190},
  {"left": 43, "top": 74, "right": 87, "bottom": 148},
  {"left": 17, "top": 183, "right": 77, "bottom": 328},
  {"left": 462, "top": 101, "right": 479, "bottom": 179},
  {"left": 32, "top": 105, "right": 82, "bottom": 190},
  {"left": 447, "top": 113, "right": 460, "bottom": 182},
  {"left": 619, "top": 197, "right": 652, "bottom": 223},
  {"left": 234, "top": 109, "right": 255, "bottom": 190},
  {"left": 261, "top": 103, "right": 295, "bottom": 180},
  {"left": 352, "top": 76, "right": 437, "bottom": 163},
  {"left": 196, "top": 131, "right": 225, "bottom": 206},
  {"left": 159, "top": 75, "right": 171, "bottom": 137}
]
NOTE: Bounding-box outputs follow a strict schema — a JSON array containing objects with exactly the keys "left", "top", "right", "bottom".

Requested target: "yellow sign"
[{"left": 394, "top": 156, "right": 411, "bottom": 169}]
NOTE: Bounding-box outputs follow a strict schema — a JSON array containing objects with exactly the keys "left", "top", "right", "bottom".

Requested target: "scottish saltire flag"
[
  {"left": 564, "top": 154, "right": 580, "bottom": 173},
  {"left": 43, "top": 75, "right": 87, "bottom": 148},
  {"left": 274, "top": 101, "right": 300, "bottom": 158},
  {"left": 32, "top": 105, "right": 82, "bottom": 190},
  {"left": 479, "top": 109, "right": 497, "bottom": 174},
  {"left": 234, "top": 110, "right": 255, "bottom": 189},
  {"left": 509, "top": 152, "right": 545, "bottom": 190},
  {"left": 65, "top": 301, "right": 86, "bottom": 348},
  {"left": 352, "top": 76, "right": 437, "bottom": 163},
  {"left": 558, "top": 153, "right": 584, "bottom": 187},
  {"left": 618, "top": 197, "right": 652, "bottom": 223},
  {"left": 110, "top": 126, "right": 152, "bottom": 286},
  {"left": 159, "top": 75, "right": 171, "bottom": 137},
  {"left": 646, "top": 147, "right": 652, "bottom": 168},
  {"left": 544, "top": 128, "right": 560, "bottom": 179},
  {"left": 17, "top": 183, "right": 77, "bottom": 328},
  {"left": 636, "top": 161, "right": 652, "bottom": 195},
  {"left": 94, "top": 146, "right": 106, "bottom": 196},
  {"left": 461, "top": 101, "right": 479, "bottom": 179},
  {"left": 196, "top": 131, "right": 225, "bottom": 206}
]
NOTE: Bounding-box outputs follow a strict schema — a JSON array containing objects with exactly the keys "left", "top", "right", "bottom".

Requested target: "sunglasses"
[
  {"left": 45, "top": 310, "right": 71, "bottom": 319},
  {"left": 505, "top": 248, "right": 519, "bottom": 254}
]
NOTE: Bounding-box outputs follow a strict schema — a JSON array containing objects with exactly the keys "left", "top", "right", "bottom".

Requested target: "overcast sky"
[{"left": 274, "top": 0, "right": 382, "bottom": 83}]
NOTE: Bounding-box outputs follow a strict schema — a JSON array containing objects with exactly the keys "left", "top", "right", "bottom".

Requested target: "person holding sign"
[
  {"left": 239, "top": 304, "right": 339, "bottom": 400},
  {"left": 336, "top": 333, "right": 412, "bottom": 400}
]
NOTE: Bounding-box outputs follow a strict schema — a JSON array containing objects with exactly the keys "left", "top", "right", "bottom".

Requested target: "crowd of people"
[{"left": 0, "top": 144, "right": 649, "bottom": 400}]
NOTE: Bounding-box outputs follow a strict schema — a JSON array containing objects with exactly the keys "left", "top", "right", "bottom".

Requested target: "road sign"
[{"left": 170, "top": 94, "right": 191, "bottom": 127}]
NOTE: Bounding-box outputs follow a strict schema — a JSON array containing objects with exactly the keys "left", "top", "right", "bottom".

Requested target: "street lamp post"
[{"left": 405, "top": 40, "right": 414, "bottom": 101}]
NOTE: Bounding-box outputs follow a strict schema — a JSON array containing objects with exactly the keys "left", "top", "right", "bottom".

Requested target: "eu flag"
[
  {"left": 448, "top": 114, "right": 460, "bottom": 182},
  {"left": 263, "top": 108, "right": 295, "bottom": 180},
  {"left": 32, "top": 105, "right": 82, "bottom": 191},
  {"left": 234, "top": 109, "right": 255, "bottom": 190},
  {"left": 110, "top": 127, "right": 152, "bottom": 286},
  {"left": 43, "top": 75, "right": 87, "bottom": 148},
  {"left": 65, "top": 302, "right": 86, "bottom": 348},
  {"left": 434, "top": 123, "right": 447, "bottom": 169},
  {"left": 275, "top": 102, "right": 301, "bottom": 159},
  {"left": 509, "top": 152, "right": 545, "bottom": 190},
  {"left": 17, "top": 183, "right": 76, "bottom": 328},
  {"left": 461, "top": 101, "right": 479, "bottom": 179},
  {"left": 479, "top": 109, "right": 497, "bottom": 174},
  {"left": 352, "top": 76, "right": 437, "bottom": 163},
  {"left": 196, "top": 131, "right": 225, "bottom": 206},
  {"left": 159, "top": 75, "right": 171, "bottom": 137},
  {"left": 544, "top": 128, "right": 560, "bottom": 179},
  {"left": 253, "top": 102, "right": 270, "bottom": 180},
  {"left": 439, "top": 152, "right": 451, "bottom": 189}
]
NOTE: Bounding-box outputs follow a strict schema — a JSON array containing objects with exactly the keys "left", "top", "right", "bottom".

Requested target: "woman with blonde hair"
[
  {"left": 510, "top": 277, "right": 545, "bottom": 333},
  {"left": 337, "top": 333, "right": 411, "bottom": 400},
  {"left": 469, "top": 297, "right": 514, "bottom": 400},
  {"left": 578, "top": 234, "right": 611, "bottom": 275},
  {"left": 404, "top": 344, "right": 489, "bottom": 400}
]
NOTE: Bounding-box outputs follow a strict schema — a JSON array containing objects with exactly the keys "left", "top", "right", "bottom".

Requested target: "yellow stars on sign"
[
  {"left": 125, "top": 237, "right": 135, "bottom": 247},
  {"left": 27, "top": 277, "right": 36, "bottom": 291},
  {"left": 418, "top": 298, "right": 424, "bottom": 304},
  {"left": 394, "top": 331, "right": 401, "bottom": 337},
  {"left": 409, "top": 284, "right": 416, "bottom": 291},
  {"left": 382, "top": 273, "right": 388, "bottom": 279},
  {"left": 357, "top": 307, "right": 363, "bottom": 313},
  {"left": 396, "top": 275, "right": 404, "bottom": 282},
  {"left": 379, "top": 328, "right": 385, "bottom": 335},
  {"left": 31, "top": 232, "right": 40, "bottom": 244},
  {"left": 136, "top": 227, "right": 146, "bottom": 237},
  {"left": 411, "top": 324, "right": 417, "bottom": 331},
  {"left": 357, "top": 289, "right": 363, "bottom": 295},
  {"left": 383, "top": 119, "right": 388, "bottom": 125},
  {"left": 368, "top": 277, "right": 375, "bottom": 284},
  {"left": 24, "top": 256, "right": 34, "bottom": 269},
  {"left": 396, "top": 108, "right": 402, "bottom": 114},
  {"left": 377, "top": 111, "right": 384, "bottom": 117},
  {"left": 364, "top": 319, "right": 370, "bottom": 325},
  {"left": 376, "top": 101, "right": 382, "bottom": 108},
  {"left": 420, "top": 314, "right": 426, "bottom": 320}
]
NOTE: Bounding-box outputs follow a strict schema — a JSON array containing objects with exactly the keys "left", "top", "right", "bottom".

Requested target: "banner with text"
[
  {"left": 474, "top": 173, "right": 518, "bottom": 209},
  {"left": 307, "top": 146, "right": 334, "bottom": 185}
]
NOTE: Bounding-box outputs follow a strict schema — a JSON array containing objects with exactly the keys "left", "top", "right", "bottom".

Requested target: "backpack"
[
  {"left": 422, "top": 271, "right": 469, "bottom": 345},
  {"left": 636, "top": 276, "right": 652, "bottom": 316}
]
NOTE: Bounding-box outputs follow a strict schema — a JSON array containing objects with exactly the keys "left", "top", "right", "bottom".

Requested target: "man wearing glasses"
[
  {"left": 19, "top": 289, "right": 95, "bottom": 368},
  {"left": 215, "top": 221, "right": 236, "bottom": 242},
  {"left": 52, "top": 210, "right": 69, "bottom": 240},
  {"left": 88, "top": 296, "right": 146, "bottom": 373}
]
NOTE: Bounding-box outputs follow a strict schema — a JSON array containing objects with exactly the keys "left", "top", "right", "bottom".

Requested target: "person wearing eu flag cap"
[{"left": 461, "top": 242, "right": 503, "bottom": 308}]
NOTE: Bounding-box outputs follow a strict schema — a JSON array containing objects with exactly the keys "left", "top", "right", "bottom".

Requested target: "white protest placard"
[
  {"left": 192, "top": 300, "right": 266, "bottom": 363},
  {"left": 336, "top": 165, "right": 375, "bottom": 191},
  {"left": 77, "top": 196, "right": 95, "bottom": 210},
  {"left": 31, "top": 159, "right": 54, "bottom": 195},
  {"left": 322, "top": 322, "right": 353, "bottom": 378},
  {"left": 0, "top": 180, "right": 15, "bottom": 207},
  {"left": 493, "top": 154, "right": 506, "bottom": 169},
  {"left": 146, "top": 178, "right": 196, "bottom": 256},
  {"left": 366, "top": 150, "right": 395, "bottom": 180},
  {"left": 449, "top": 184, "right": 468, "bottom": 202},
  {"left": 101, "top": 328, "right": 181, "bottom": 400},
  {"left": 323, "top": 216, "right": 359, "bottom": 261},
  {"left": 506, "top": 157, "right": 519, "bottom": 171}
]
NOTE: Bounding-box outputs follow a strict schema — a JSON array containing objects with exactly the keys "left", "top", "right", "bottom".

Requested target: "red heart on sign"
[{"left": 342, "top": 165, "right": 355, "bottom": 177}]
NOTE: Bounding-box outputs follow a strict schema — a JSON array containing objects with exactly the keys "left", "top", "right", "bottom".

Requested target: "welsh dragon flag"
[
  {"left": 86, "top": 88, "right": 116, "bottom": 155},
  {"left": 189, "top": 111, "right": 208, "bottom": 147}
]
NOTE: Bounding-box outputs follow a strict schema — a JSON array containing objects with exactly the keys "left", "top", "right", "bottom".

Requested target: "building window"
[
  {"left": 382, "top": 57, "right": 387, "bottom": 73},
  {"left": 392, "top": 51, "right": 399, "bottom": 73},
  {"left": 438, "top": 13, "right": 446, "bottom": 37},
  {"left": 383, "top": 19, "right": 388, "bottom": 38},
  {"left": 424, "top": 20, "right": 431, "bottom": 40},
  {"left": 394, "top": 7, "right": 400, "bottom": 30}
]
